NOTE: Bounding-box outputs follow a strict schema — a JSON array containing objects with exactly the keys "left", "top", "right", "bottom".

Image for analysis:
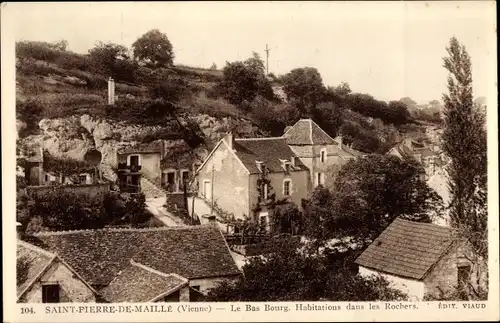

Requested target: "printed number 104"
[{"left": 21, "top": 307, "right": 35, "bottom": 314}]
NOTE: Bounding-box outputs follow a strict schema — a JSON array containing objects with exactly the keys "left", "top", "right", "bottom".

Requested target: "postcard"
[{"left": 2, "top": 1, "right": 498, "bottom": 322}]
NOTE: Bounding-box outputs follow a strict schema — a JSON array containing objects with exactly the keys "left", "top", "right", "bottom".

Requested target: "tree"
[
  {"left": 282, "top": 67, "right": 326, "bottom": 114},
  {"left": 217, "top": 54, "right": 275, "bottom": 105},
  {"left": 206, "top": 235, "right": 407, "bottom": 301},
  {"left": 88, "top": 41, "right": 136, "bottom": 81},
  {"left": 441, "top": 37, "right": 487, "bottom": 260},
  {"left": 303, "top": 155, "right": 444, "bottom": 247},
  {"left": 132, "top": 29, "right": 174, "bottom": 67}
]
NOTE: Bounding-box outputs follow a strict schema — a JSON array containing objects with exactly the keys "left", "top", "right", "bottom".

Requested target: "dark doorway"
[{"left": 42, "top": 284, "right": 60, "bottom": 303}]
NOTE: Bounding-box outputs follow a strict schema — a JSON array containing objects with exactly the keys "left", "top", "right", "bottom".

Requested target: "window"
[
  {"left": 129, "top": 155, "right": 140, "bottom": 167},
  {"left": 316, "top": 172, "right": 325, "bottom": 186},
  {"left": 320, "top": 148, "right": 327, "bottom": 163},
  {"left": 262, "top": 183, "right": 268, "bottom": 200},
  {"left": 283, "top": 179, "right": 291, "bottom": 196},
  {"left": 42, "top": 284, "right": 60, "bottom": 303},
  {"left": 259, "top": 214, "right": 268, "bottom": 231},
  {"left": 181, "top": 170, "right": 189, "bottom": 184},
  {"left": 79, "top": 174, "right": 87, "bottom": 184},
  {"left": 458, "top": 265, "right": 471, "bottom": 291}
]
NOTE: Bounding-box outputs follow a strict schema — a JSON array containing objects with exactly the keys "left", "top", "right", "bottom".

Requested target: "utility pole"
[
  {"left": 210, "top": 164, "right": 214, "bottom": 215},
  {"left": 265, "top": 44, "right": 270, "bottom": 75}
]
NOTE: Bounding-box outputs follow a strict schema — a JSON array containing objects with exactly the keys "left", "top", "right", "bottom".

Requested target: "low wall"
[{"left": 27, "top": 183, "right": 110, "bottom": 201}]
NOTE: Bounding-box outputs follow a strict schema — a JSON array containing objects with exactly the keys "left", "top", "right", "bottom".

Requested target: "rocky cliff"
[{"left": 18, "top": 113, "right": 265, "bottom": 180}]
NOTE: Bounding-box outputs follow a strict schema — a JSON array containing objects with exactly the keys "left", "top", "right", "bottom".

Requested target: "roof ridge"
[
  {"left": 33, "top": 224, "right": 212, "bottom": 236},
  {"left": 235, "top": 137, "right": 285, "bottom": 141},
  {"left": 394, "top": 218, "right": 454, "bottom": 231},
  {"left": 18, "top": 240, "right": 56, "bottom": 258},
  {"left": 130, "top": 259, "right": 189, "bottom": 282}
]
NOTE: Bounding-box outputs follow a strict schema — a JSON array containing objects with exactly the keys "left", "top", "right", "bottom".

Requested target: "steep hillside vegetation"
[{"left": 16, "top": 40, "right": 436, "bottom": 166}]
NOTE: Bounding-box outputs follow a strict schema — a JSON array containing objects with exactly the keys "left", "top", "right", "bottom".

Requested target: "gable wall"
[
  {"left": 20, "top": 260, "right": 96, "bottom": 303},
  {"left": 359, "top": 266, "right": 425, "bottom": 300},
  {"left": 197, "top": 143, "right": 249, "bottom": 219}
]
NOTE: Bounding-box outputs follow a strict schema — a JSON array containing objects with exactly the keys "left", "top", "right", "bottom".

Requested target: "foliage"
[
  {"left": 303, "top": 155, "right": 444, "bottom": 247},
  {"left": 24, "top": 190, "right": 151, "bottom": 232},
  {"left": 88, "top": 41, "right": 137, "bottom": 82},
  {"left": 132, "top": 29, "right": 174, "bottom": 67},
  {"left": 16, "top": 100, "right": 44, "bottom": 137},
  {"left": 216, "top": 53, "right": 276, "bottom": 105},
  {"left": 105, "top": 97, "right": 178, "bottom": 125},
  {"left": 441, "top": 37, "right": 488, "bottom": 261},
  {"left": 282, "top": 67, "right": 326, "bottom": 114},
  {"left": 150, "top": 75, "right": 192, "bottom": 103},
  {"left": 43, "top": 150, "right": 94, "bottom": 181},
  {"left": 346, "top": 93, "right": 412, "bottom": 125},
  {"left": 207, "top": 236, "right": 407, "bottom": 301}
]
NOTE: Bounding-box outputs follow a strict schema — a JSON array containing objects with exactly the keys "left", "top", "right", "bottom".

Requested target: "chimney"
[
  {"left": 337, "top": 135, "right": 343, "bottom": 148},
  {"left": 224, "top": 132, "right": 234, "bottom": 150},
  {"left": 403, "top": 138, "right": 413, "bottom": 149},
  {"left": 16, "top": 222, "right": 24, "bottom": 240},
  {"left": 108, "top": 77, "right": 115, "bottom": 105},
  {"left": 207, "top": 215, "right": 217, "bottom": 224},
  {"left": 290, "top": 156, "right": 296, "bottom": 168}
]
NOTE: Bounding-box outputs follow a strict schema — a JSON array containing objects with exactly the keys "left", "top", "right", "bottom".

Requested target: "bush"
[{"left": 16, "top": 100, "right": 44, "bottom": 136}]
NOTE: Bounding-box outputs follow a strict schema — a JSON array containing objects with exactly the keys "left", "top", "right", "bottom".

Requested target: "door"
[{"left": 203, "top": 180, "right": 211, "bottom": 200}]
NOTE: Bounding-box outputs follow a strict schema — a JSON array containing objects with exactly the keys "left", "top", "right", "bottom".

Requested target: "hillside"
[{"left": 15, "top": 41, "right": 439, "bottom": 170}]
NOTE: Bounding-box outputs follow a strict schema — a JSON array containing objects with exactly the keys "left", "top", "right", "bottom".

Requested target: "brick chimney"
[
  {"left": 108, "top": 77, "right": 115, "bottom": 105},
  {"left": 224, "top": 132, "right": 235, "bottom": 150}
]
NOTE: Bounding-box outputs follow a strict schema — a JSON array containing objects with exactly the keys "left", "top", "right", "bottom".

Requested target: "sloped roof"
[
  {"left": 100, "top": 261, "right": 187, "bottom": 302},
  {"left": 233, "top": 138, "right": 307, "bottom": 174},
  {"left": 355, "top": 218, "right": 454, "bottom": 280},
  {"left": 283, "top": 119, "right": 337, "bottom": 145},
  {"left": 28, "top": 225, "right": 240, "bottom": 286},
  {"left": 17, "top": 241, "right": 55, "bottom": 297}
]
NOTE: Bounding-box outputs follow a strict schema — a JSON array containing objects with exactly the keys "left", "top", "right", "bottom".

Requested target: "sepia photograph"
[{"left": 2, "top": 1, "right": 498, "bottom": 322}]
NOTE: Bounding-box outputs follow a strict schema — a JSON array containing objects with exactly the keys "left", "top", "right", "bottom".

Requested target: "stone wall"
[
  {"left": 197, "top": 142, "right": 249, "bottom": 219},
  {"left": 358, "top": 266, "right": 425, "bottom": 300},
  {"left": 21, "top": 259, "right": 96, "bottom": 303},
  {"left": 27, "top": 183, "right": 110, "bottom": 201},
  {"left": 423, "top": 245, "right": 458, "bottom": 298}
]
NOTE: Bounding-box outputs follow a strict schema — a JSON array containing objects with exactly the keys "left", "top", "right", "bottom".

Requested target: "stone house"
[
  {"left": 20, "top": 224, "right": 241, "bottom": 302},
  {"left": 283, "top": 119, "right": 365, "bottom": 188},
  {"left": 17, "top": 240, "right": 97, "bottom": 303},
  {"left": 116, "top": 142, "right": 164, "bottom": 193},
  {"left": 196, "top": 133, "right": 310, "bottom": 231},
  {"left": 355, "top": 218, "right": 487, "bottom": 300},
  {"left": 387, "top": 138, "right": 440, "bottom": 179}
]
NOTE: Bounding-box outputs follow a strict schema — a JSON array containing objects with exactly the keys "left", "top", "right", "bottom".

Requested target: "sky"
[{"left": 7, "top": 1, "right": 497, "bottom": 104}]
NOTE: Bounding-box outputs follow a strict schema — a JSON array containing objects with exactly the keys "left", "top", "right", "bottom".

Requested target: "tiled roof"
[
  {"left": 355, "top": 218, "right": 454, "bottom": 280},
  {"left": 233, "top": 138, "right": 307, "bottom": 174},
  {"left": 100, "top": 261, "right": 187, "bottom": 302},
  {"left": 17, "top": 241, "right": 55, "bottom": 297},
  {"left": 132, "top": 226, "right": 241, "bottom": 279},
  {"left": 28, "top": 225, "right": 240, "bottom": 286},
  {"left": 284, "top": 119, "right": 337, "bottom": 145},
  {"left": 117, "top": 142, "right": 162, "bottom": 155}
]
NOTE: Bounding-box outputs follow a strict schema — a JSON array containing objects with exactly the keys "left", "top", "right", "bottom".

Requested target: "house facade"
[
  {"left": 116, "top": 142, "right": 163, "bottom": 193},
  {"left": 196, "top": 133, "right": 310, "bottom": 230},
  {"left": 355, "top": 218, "right": 487, "bottom": 300},
  {"left": 19, "top": 224, "right": 241, "bottom": 302},
  {"left": 17, "top": 240, "right": 97, "bottom": 303},
  {"left": 387, "top": 138, "right": 440, "bottom": 179},
  {"left": 283, "top": 119, "right": 365, "bottom": 188}
]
